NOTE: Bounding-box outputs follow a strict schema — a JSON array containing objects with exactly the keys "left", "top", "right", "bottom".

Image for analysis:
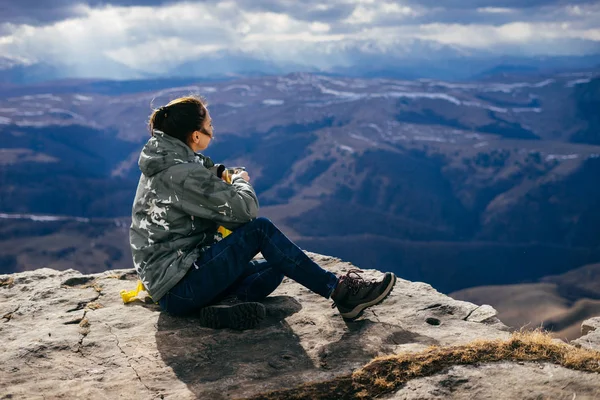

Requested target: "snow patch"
[
  {"left": 223, "top": 84, "right": 252, "bottom": 92},
  {"left": 0, "top": 213, "right": 90, "bottom": 223},
  {"left": 15, "top": 111, "right": 44, "bottom": 117},
  {"left": 546, "top": 154, "right": 580, "bottom": 161},
  {"left": 462, "top": 101, "right": 507, "bottom": 113},
  {"left": 378, "top": 92, "right": 462, "bottom": 105},
  {"left": 14, "top": 121, "right": 53, "bottom": 127},
  {"left": 414, "top": 136, "right": 447, "bottom": 142},
  {"left": 48, "top": 108, "right": 84, "bottom": 120},
  {"left": 366, "top": 123, "right": 381, "bottom": 133},
  {"left": 338, "top": 145, "right": 355, "bottom": 153},
  {"left": 152, "top": 85, "right": 217, "bottom": 99},
  {"left": 532, "top": 79, "right": 555, "bottom": 88},
  {"left": 0, "top": 116, "right": 11, "bottom": 125},
  {"left": 317, "top": 76, "right": 354, "bottom": 88},
  {"left": 225, "top": 102, "right": 246, "bottom": 108},
  {"left": 73, "top": 94, "right": 93, "bottom": 102},
  {"left": 512, "top": 107, "right": 542, "bottom": 113},
  {"left": 316, "top": 84, "right": 363, "bottom": 100},
  {"left": 315, "top": 83, "right": 464, "bottom": 106},
  {"left": 349, "top": 133, "right": 376, "bottom": 145},
  {"left": 262, "top": 99, "right": 284, "bottom": 106},
  {"left": 566, "top": 78, "right": 591, "bottom": 88},
  {"left": 17, "top": 94, "right": 63, "bottom": 102}
]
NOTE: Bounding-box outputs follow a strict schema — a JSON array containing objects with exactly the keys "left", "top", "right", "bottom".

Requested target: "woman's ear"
[{"left": 192, "top": 130, "right": 201, "bottom": 143}]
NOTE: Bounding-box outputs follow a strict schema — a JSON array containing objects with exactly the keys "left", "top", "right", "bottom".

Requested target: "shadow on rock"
[
  {"left": 261, "top": 295, "right": 303, "bottom": 326},
  {"left": 316, "top": 318, "right": 439, "bottom": 371},
  {"left": 124, "top": 298, "right": 162, "bottom": 312},
  {"left": 156, "top": 295, "right": 312, "bottom": 399}
]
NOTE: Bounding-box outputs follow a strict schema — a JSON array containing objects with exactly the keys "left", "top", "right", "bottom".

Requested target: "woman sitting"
[{"left": 129, "top": 96, "right": 396, "bottom": 330}]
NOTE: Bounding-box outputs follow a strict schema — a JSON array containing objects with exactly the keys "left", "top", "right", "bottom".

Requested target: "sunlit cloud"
[
  {"left": 416, "top": 21, "right": 600, "bottom": 54},
  {"left": 0, "top": 0, "right": 598, "bottom": 78}
]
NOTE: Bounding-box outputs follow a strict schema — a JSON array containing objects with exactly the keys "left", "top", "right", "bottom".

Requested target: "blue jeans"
[{"left": 158, "top": 217, "right": 339, "bottom": 316}]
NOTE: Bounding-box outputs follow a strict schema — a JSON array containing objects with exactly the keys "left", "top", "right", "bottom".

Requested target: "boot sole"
[
  {"left": 340, "top": 273, "right": 397, "bottom": 320},
  {"left": 198, "top": 302, "right": 266, "bottom": 330}
]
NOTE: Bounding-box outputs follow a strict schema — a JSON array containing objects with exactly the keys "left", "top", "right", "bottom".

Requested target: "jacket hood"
[{"left": 139, "top": 130, "right": 200, "bottom": 176}]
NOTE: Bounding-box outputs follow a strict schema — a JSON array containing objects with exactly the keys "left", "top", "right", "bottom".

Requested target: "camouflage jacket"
[{"left": 129, "top": 130, "right": 259, "bottom": 301}]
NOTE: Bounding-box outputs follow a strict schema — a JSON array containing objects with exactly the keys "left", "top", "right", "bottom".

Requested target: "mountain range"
[
  {"left": 1, "top": 70, "right": 599, "bottom": 332},
  {"left": 2, "top": 43, "right": 600, "bottom": 84}
]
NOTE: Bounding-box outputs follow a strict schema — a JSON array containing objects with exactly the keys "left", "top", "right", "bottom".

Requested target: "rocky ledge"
[{"left": 1, "top": 253, "right": 598, "bottom": 399}]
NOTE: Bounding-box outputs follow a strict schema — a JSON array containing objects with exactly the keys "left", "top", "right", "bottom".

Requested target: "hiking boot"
[
  {"left": 331, "top": 269, "right": 396, "bottom": 320},
  {"left": 198, "top": 297, "right": 266, "bottom": 330}
]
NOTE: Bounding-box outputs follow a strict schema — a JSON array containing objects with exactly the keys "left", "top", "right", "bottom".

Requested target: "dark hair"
[{"left": 148, "top": 96, "right": 208, "bottom": 144}]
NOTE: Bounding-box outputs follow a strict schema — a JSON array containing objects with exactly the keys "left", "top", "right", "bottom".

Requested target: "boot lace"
[{"left": 331, "top": 269, "right": 373, "bottom": 308}]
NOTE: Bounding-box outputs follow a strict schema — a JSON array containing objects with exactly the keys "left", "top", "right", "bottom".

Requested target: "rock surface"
[
  {"left": 0, "top": 252, "right": 598, "bottom": 399},
  {"left": 386, "top": 362, "right": 600, "bottom": 400},
  {"left": 1, "top": 253, "right": 510, "bottom": 399},
  {"left": 573, "top": 317, "right": 600, "bottom": 352},
  {"left": 384, "top": 296, "right": 600, "bottom": 399},
  {"left": 381, "top": 315, "right": 600, "bottom": 399}
]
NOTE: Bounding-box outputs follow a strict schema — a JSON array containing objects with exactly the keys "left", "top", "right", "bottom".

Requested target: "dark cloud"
[
  {"left": 1, "top": 0, "right": 599, "bottom": 28},
  {"left": 0, "top": 0, "right": 359, "bottom": 27},
  {"left": 0, "top": 0, "right": 185, "bottom": 25},
  {"left": 0, "top": 0, "right": 353, "bottom": 26},
  {"left": 1, "top": 0, "right": 83, "bottom": 25},
  {"left": 404, "top": 0, "right": 597, "bottom": 8}
]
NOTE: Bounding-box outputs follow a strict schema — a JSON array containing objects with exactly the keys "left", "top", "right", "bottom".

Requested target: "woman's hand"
[{"left": 233, "top": 171, "right": 250, "bottom": 182}]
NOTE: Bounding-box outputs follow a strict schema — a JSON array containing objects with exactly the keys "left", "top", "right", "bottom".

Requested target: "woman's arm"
[
  {"left": 200, "top": 154, "right": 225, "bottom": 178},
  {"left": 180, "top": 166, "right": 259, "bottom": 230}
]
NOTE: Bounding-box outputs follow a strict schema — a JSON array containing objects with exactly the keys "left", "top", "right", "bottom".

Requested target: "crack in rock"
[
  {"left": 70, "top": 292, "right": 108, "bottom": 366},
  {"left": 419, "top": 303, "right": 443, "bottom": 311},
  {"left": 64, "top": 315, "right": 85, "bottom": 325},
  {"left": 2, "top": 304, "right": 20, "bottom": 322},
  {"left": 371, "top": 310, "right": 382, "bottom": 323},
  {"left": 106, "top": 323, "right": 157, "bottom": 397},
  {"left": 463, "top": 306, "right": 481, "bottom": 321},
  {"left": 76, "top": 311, "right": 89, "bottom": 355},
  {"left": 66, "top": 290, "right": 103, "bottom": 313}
]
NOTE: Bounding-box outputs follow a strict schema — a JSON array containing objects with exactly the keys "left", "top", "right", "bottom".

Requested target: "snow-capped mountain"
[{"left": 2, "top": 39, "right": 600, "bottom": 84}]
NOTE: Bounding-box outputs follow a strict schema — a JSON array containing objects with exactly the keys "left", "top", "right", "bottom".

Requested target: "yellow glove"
[{"left": 120, "top": 280, "right": 151, "bottom": 304}]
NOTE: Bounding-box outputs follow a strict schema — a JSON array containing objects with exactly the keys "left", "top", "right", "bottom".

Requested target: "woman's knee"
[
  {"left": 254, "top": 216, "right": 273, "bottom": 226},
  {"left": 252, "top": 217, "right": 276, "bottom": 232},
  {"left": 238, "top": 269, "right": 284, "bottom": 301}
]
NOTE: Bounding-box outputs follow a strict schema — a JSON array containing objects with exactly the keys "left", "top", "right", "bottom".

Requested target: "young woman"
[{"left": 130, "top": 96, "right": 396, "bottom": 329}]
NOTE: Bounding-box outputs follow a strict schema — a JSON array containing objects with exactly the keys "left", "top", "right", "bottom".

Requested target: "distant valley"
[{"left": 452, "top": 263, "right": 600, "bottom": 339}]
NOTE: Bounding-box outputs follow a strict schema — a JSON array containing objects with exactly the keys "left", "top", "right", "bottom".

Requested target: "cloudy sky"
[{"left": 1, "top": 0, "right": 599, "bottom": 77}]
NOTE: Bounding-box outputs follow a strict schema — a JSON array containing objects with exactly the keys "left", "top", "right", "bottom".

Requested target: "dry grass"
[
  {"left": 0, "top": 276, "right": 15, "bottom": 288},
  {"left": 85, "top": 302, "right": 104, "bottom": 310},
  {"left": 245, "top": 330, "right": 600, "bottom": 400},
  {"left": 90, "top": 282, "right": 103, "bottom": 293}
]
